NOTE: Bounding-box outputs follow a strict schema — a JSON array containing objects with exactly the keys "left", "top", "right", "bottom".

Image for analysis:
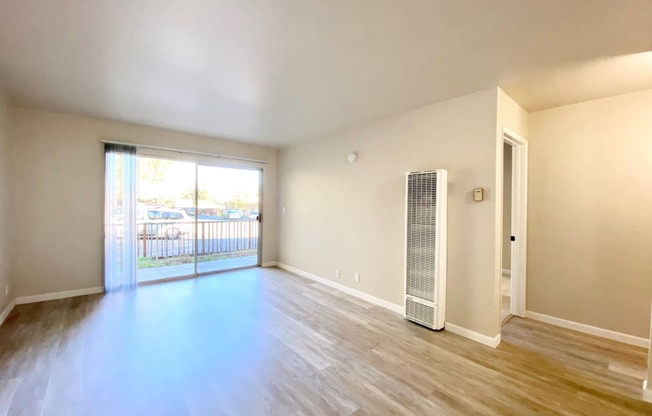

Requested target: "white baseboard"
[
  {"left": 261, "top": 261, "right": 278, "bottom": 268},
  {"left": 0, "top": 299, "right": 16, "bottom": 327},
  {"left": 502, "top": 269, "right": 511, "bottom": 276},
  {"left": 277, "top": 263, "right": 502, "bottom": 348},
  {"left": 445, "top": 322, "right": 501, "bottom": 348},
  {"left": 15, "top": 286, "right": 104, "bottom": 305},
  {"left": 276, "top": 263, "right": 403, "bottom": 314},
  {"left": 526, "top": 311, "right": 649, "bottom": 348},
  {"left": 643, "top": 380, "right": 652, "bottom": 403}
]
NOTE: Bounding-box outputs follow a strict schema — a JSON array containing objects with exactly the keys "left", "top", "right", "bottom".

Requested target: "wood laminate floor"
[{"left": 0, "top": 267, "right": 650, "bottom": 416}]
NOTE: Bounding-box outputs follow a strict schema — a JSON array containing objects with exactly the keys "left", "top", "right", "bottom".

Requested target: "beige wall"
[
  {"left": 502, "top": 144, "right": 512, "bottom": 269},
  {"left": 528, "top": 89, "right": 652, "bottom": 338},
  {"left": 278, "top": 88, "right": 510, "bottom": 338},
  {"left": 0, "top": 86, "right": 11, "bottom": 313},
  {"left": 9, "top": 108, "right": 278, "bottom": 297}
]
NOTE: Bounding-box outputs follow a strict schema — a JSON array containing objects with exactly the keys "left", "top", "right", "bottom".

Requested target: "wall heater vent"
[{"left": 405, "top": 170, "right": 447, "bottom": 330}]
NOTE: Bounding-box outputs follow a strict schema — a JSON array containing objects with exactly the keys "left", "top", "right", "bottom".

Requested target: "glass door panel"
[
  {"left": 196, "top": 165, "right": 261, "bottom": 274},
  {"left": 136, "top": 157, "right": 197, "bottom": 282}
]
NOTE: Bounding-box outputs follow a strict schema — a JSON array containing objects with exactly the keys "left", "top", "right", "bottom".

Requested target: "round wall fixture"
[{"left": 347, "top": 152, "right": 358, "bottom": 163}]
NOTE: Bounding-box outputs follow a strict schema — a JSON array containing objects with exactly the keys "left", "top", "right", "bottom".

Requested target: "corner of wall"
[
  {"left": 527, "top": 90, "right": 652, "bottom": 339},
  {"left": 495, "top": 87, "right": 529, "bottom": 334},
  {"left": 0, "top": 83, "right": 14, "bottom": 316},
  {"left": 497, "top": 88, "right": 529, "bottom": 138}
]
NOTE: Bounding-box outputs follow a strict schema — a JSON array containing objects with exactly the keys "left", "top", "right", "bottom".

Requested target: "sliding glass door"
[
  {"left": 136, "top": 157, "right": 196, "bottom": 282},
  {"left": 135, "top": 157, "right": 261, "bottom": 283},
  {"left": 196, "top": 165, "right": 261, "bottom": 274}
]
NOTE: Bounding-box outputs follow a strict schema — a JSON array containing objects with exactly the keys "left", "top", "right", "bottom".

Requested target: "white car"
[
  {"left": 225, "top": 209, "right": 243, "bottom": 220},
  {"left": 137, "top": 208, "right": 194, "bottom": 239}
]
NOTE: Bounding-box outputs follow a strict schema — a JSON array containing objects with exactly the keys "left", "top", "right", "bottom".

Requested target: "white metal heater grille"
[
  {"left": 404, "top": 170, "right": 447, "bottom": 330},
  {"left": 406, "top": 173, "right": 437, "bottom": 302},
  {"left": 405, "top": 297, "right": 435, "bottom": 327}
]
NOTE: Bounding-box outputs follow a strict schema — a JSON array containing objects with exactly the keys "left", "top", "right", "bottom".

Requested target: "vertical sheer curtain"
[{"left": 104, "top": 143, "right": 138, "bottom": 291}]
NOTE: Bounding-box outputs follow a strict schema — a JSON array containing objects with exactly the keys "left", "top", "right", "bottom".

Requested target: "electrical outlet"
[
  {"left": 335, "top": 269, "right": 340, "bottom": 278},
  {"left": 354, "top": 272, "right": 360, "bottom": 283},
  {"left": 4, "top": 284, "right": 8, "bottom": 296}
]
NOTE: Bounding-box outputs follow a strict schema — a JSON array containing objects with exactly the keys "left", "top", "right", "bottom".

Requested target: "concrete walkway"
[{"left": 137, "top": 255, "right": 258, "bottom": 282}]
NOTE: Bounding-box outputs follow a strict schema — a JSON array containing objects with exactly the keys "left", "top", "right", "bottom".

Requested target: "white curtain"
[{"left": 104, "top": 143, "right": 138, "bottom": 291}]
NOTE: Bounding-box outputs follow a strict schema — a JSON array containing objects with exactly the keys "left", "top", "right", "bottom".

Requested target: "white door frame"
[{"left": 503, "top": 127, "right": 528, "bottom": 317}]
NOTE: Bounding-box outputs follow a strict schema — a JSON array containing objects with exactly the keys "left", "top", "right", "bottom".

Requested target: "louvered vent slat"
[
  {"left": 404, "top": 170, "right": 447, "bottom": 330},
  {"left": 406, "top": 298, "right": 435, "bottom": 327}
]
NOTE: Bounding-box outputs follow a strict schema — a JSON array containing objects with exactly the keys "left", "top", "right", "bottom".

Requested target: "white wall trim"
[
  {"left": 0, "top": 299, "right": 16, "bottom": 327},
  {"left": 276, "top": 263, "right": 404, "bottom": 314},
  {"left": 261, "top": 261, "right": 278, "bottom": 268},
  {"left": 15, "top": 287, "right": 104, "bottom": 305},
  {"left": 501, "top": 269, "right": 511, "bottom": 276},
  {"left": 445, "top": 322, "right": 501, "bottom": 348},
  {"left": 643, "top": 380, "right": 652, "bottom": 403},
  {"left": 526, "top": 311, "right": 649, "bottom": 348},
  {"left": 502, "top": 127, "right": 528, "bottom": 319},
  {"left": 277, "top": 263, "right": 505, "bottom": 348}
]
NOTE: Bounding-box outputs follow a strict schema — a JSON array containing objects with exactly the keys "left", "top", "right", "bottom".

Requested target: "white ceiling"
[{"left": 1, "top": 1, "right": 651, "bottom": 147}]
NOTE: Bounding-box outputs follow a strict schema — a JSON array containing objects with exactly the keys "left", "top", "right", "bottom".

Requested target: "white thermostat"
[{"left": 474, "top": 188, "right": 484, "bottom": 201}]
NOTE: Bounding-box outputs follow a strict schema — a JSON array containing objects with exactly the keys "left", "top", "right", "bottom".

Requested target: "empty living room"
[{"left": 1, "top": 1, "right": 652, "bottom": 415}]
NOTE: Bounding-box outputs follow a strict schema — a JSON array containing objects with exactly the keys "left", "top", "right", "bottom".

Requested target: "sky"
[{"left": 138, "top": 156, "right": 260, "bottom": 206}]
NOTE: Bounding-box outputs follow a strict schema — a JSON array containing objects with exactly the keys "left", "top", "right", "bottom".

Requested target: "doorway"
[
  {"left": 501, "top": 143, "right": 514, "bottom": 323},
  {"left": 502, "top": 128, "right": 528, "bottom": 324},
  {"left": 136, "top": 156, "right": 262, "bottom": 283}
]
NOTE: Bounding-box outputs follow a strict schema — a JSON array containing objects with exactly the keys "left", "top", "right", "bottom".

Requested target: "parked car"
[
  {"left": 137, "top": 208, "right": 194, "bottom": 239},
  {"left": 225, "top": 209, "right": 243, "bottom": 220},
  {"left": 248, "top": 210, "right": 259, "bottom": 220}
]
